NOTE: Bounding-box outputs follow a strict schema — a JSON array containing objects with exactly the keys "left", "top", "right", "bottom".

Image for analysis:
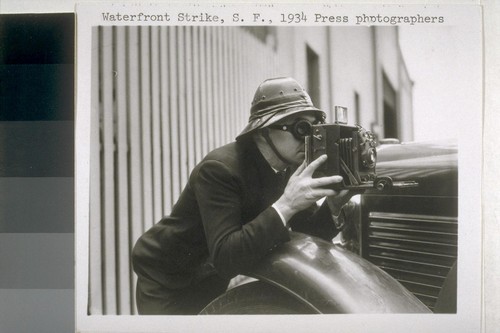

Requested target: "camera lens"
[
  {"left": 362, "top": 148, "right": 377, "bottom": 168},
  {"left": 293, "top": 120, "right": 313, "bottom": 138}
]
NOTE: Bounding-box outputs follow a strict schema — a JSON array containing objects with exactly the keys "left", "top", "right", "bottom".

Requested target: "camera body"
[{"left": 305, "top": 122, "right": 377, "bottom": 189}]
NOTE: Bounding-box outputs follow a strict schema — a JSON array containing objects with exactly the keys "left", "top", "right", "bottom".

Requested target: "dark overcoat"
[{"left": 132, "top": 139, "right": 338, "bottom": 292}]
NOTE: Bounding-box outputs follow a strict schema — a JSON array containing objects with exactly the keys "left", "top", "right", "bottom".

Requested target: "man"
[{"left": 132, "top": 77, "right": 356, "bottom": 315}]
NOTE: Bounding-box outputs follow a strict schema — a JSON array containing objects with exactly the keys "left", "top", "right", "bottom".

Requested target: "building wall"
[
  {"left": 375, "top": 27, "right": 414, "bottom": 141},
  {"left": 329, "top": 26, "right": 377, "bottom": 126}
]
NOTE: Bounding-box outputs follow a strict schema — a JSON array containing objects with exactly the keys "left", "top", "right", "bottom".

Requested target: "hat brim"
[{"left": 235, "top": 106, "right": 325, "bottom": 141}]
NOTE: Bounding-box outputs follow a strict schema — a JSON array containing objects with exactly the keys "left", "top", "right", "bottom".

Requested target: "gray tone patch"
[
  {"left": 0, "top": 177, "right": 73, "bottom": 233},
  {"left": 0, "top": 121, "right": 73, "bottom": 177},
  {"left": 0, "top": 233, "right": 74, "bottom": 289},
  {"left": 0, "top": 289, "right": 73, "bottom": 333}
]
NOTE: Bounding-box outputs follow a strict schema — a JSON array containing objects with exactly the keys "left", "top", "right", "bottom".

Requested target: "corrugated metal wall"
[{"left": 89, "top": 26, "right": 280, "bottom": 315}]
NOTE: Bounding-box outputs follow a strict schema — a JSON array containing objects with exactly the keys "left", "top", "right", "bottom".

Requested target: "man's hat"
[{"left": 236, "top": 77, "right": 325, "bottom": 140}]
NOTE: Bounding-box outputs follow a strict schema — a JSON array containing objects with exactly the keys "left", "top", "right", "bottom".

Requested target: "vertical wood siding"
[{"left": 90, "top": 26, "right": 279, "bottom": 314}]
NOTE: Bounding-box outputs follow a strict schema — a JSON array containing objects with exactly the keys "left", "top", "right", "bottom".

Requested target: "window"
[
  {"left": 306, "top": 45, "right": 320, "bottom": 107},
  {"left": 241, "top": 27, "right": 277, "bottom": 49},
  {"left": 382, "top": 73, "right": 398, "bottom": 139},
  {"left": 354, "top": 91, "right": 361, "bottom": 125}
]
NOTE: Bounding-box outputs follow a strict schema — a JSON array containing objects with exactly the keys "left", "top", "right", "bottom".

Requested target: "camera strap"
[{"left": 261, "top": 128, "right": 295, "bottom": 166}]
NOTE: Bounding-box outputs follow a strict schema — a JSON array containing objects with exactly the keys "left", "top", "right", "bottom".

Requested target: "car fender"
[{"left": 246, "top": 232, "right": 431, "bottom": 313}]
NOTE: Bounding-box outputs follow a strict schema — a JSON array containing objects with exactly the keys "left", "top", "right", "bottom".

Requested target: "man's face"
[{"left": 267, "top": 113, "right": 318, "bottom": 166}]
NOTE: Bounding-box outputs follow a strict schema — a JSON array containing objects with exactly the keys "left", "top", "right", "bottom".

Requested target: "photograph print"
[{"left": 78, "top": 5, "right": 481, "bottom": 330}]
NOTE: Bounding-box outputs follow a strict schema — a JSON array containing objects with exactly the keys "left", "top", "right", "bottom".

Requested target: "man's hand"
[
  {"left": 325, "top": 189, "right": 364, "bottom": 217},
  {"left": 273, "top": 155, "right": 342, "bottom": 222}
]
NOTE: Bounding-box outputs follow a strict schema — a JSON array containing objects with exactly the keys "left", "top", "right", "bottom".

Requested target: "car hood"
[{"left": 370, "top": 139, "right": 458, "bottom": 197}]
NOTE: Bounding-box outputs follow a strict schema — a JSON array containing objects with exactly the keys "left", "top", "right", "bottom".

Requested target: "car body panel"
[
  {"left": 248, "top": 232, "right": 431, "bottom": 313},
  {"left": 373, "top": 139, "right": 457, "bottom": 196}
]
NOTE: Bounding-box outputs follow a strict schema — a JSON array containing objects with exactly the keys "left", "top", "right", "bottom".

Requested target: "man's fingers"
[
  {"left": 337, "top": 189, "right": 365, "bottom": 200},
  {"left": 304, "top": 188, "right": 337, "bottom": 200},
  {"left": 315, "top": 189, "right": 337, "bottom": 198},
  {"left": 311, "top": 175, "right": 343, "bottom": 188},
  {"left": 292, "top": 159, "right": 307, "bottom": 177},
  {"left": 301, "top": 155, "right": 328, "bottom": 177}
]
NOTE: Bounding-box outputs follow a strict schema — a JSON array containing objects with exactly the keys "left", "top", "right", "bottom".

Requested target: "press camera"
[{"left": 305, "top": 106, "right": 415, "bottom": 191}]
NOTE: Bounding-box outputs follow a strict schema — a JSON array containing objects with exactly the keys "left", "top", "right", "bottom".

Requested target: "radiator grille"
[{"left": 366, "top": 212, "right": 457, "bottom": 311}]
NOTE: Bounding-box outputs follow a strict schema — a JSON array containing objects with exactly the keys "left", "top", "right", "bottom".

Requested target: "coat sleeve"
[
  {"left": 288, "top": 200, "right": 340, "bottom": 241},
  {"left": 192, "top": 160, "right": 291, "bottom": 279}
]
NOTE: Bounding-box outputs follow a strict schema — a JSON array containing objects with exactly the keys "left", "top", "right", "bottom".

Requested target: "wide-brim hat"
[{"left": 236, "top": 77, "right": 325, "bottom": 141}]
